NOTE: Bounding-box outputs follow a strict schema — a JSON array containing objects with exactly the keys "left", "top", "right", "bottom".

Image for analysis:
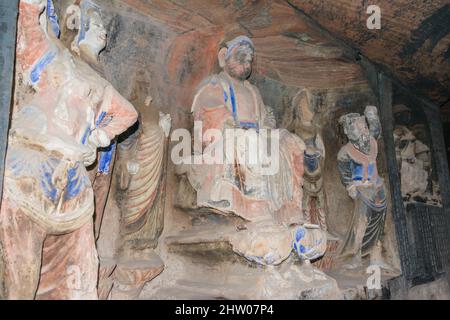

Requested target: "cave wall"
[{"left": 54, "top": 0, "right": 401, "bottom": 268}]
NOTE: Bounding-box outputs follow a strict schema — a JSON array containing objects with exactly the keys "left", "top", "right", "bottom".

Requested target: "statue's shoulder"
[
  {"left": 337, "top": 143, "right": 351, "bottom": 160},
  {"left": 196, "top": 74, "right": 225, "bottom": 92}
]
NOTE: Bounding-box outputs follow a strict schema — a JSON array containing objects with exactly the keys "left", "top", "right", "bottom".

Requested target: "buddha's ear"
[{"left": 218, "top": 47, "right": 227, "bottom": 68}]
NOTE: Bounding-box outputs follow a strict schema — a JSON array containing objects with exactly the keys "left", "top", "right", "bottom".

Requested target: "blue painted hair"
[{"left": 225, "top": 35, "right": 254, "bottom": 60}]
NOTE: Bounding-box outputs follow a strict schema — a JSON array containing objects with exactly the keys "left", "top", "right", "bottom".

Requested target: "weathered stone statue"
[
  {"left": 0, "top": 0, "right": 137, "bottom": 299},
  {"left": 282, "top": 89, "right": 328, "bottom": 231},
  {"left": 175, "top": 36, "right": 328, "bottom": 265},
  {"left": 392, "top": 104, "right": 441, "bottom": 205},
  {"left": 117, "top": 98, "right": 171, "bottom": 256},
  {"left": 337, "top": 106, "right": 389, "bottom": 269},
  {"left": 62, "top": 3, "right": 172, "bottom": 299},
  {"left": 99, "top": 97, "right": 171, "bottom": 300},
  {"left": 65, "top": 0, "right": 120, "bottom": 238}
]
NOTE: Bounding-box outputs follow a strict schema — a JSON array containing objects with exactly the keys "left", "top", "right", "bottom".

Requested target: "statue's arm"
[
  {"left": 117, "top": 130, "right": 140, "bottom": 190},
  {"left": 16, "top": 1, "right": 52, "bottom": 78},
  {"left": 252, "top": 86, "right": 276, "bottom": 129},
  {"left": 365, "top": 106, "right": 382, "bottom": 140},
  {"left": 337, "top": 148, "right": 358, "bottom": 199},
  {"left": 337, "top": 151, "right": 353, "bottom": 187},
  {"left": 95, "top": 85, "right": 139, "bottom": 143}
]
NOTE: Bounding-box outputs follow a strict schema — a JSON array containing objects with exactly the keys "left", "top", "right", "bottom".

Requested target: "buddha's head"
[{"left": 218, "top": 36, "right": 255, "bottom": 81}]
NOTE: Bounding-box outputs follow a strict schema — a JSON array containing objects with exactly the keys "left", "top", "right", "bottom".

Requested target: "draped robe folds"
[
  {"left": 118, "top": 119, "right": 166, "bottom": 240},
  {"left": 186, "top": 72, "right": 306, "bottom": 226}
]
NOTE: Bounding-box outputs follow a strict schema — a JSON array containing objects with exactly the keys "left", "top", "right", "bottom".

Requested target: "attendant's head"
[
  {"left": 340, "top": 113, "right": 371, "bottom": 154},
  {"left": 218, "top": 36, "right": 255, "bottom": 81},
  {"left": 393, "top": 104, "right": 412, "bottom": 127},
  {"left": 68, "top": 1, "right": 106, "bottom": 60}
]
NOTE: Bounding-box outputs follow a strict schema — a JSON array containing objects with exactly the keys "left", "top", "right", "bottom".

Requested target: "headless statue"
[{"left": 99, "top": 97, "right": 171, "bottom": 300}]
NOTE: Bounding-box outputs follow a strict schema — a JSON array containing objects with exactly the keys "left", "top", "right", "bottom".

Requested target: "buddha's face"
[
  {"left": 80, "top": 10, "right": 106, "bottom": 55},
  {"left": 225, "top": 44, "right": 254, "bottom": 81}
]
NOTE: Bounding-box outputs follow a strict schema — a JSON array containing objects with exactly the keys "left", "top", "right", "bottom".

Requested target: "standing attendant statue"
[
  {"left": 282, "top": 89, "right": 328, "bottom": 232},
  {"left": 337, "top": 106, "right": 389, "bottom": 269},
  {"left": 0, "top": 0, "right": 137, "bottom": 299}
]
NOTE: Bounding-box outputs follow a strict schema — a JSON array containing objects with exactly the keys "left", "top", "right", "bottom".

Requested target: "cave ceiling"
[
  {"left": 285, "top": 0, "right": 450, "bottom": 109},
  {"left": 93, "top": 0, "right": 449, "bottom": 113}
]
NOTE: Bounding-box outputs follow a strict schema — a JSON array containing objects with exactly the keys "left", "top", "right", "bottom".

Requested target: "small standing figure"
[
  {"left": 337, "top": 106, "right": 389, "bottom": 269},
  {"left": 283, "top": 89, "right": 327, "bottom": 231},
  {"left": 104, "top": 97, "right": 171, "bottom": 300}
]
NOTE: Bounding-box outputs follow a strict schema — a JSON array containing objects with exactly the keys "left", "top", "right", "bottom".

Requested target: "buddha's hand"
[{"left": 80, "top": 144, "right": 97, "bottom": 166}]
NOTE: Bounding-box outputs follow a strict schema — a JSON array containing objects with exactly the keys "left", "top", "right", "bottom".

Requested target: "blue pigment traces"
[
  {"left": 30, "top": 51, "right": 56, "bottom": 84},
  {"left": 98, "top": 142, "right": 116, "bottom": 174},
  {"left": 47, "top": 0, "right": 60, "bottom": 37}
]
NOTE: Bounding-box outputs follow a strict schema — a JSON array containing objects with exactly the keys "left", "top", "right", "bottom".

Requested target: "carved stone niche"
[
  {"left": 391, "top": 85, "right": 449, "bottom": 284},
  {"left": 392, "top": 101, "right": 442, "bottom": 207}
]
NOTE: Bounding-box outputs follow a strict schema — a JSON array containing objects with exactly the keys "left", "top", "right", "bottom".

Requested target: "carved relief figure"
[
  {"left": 65, "top": 0, "right": 120, "bottom": 238},
  {"left": 282, "top": 89, "right": 328, "bottom": 231},
  {"left": 0, "top": 0, "right": 137, "bottom": 299},
  {"left": 117, "top": 99, "right": 171, "bottom": 253},
  {"left": 392, "top": 104, "right": 441, "bottom": 205},
  {"left": 337, "top": 106, "right": 389, "bottom": 269},
  {"left": 100, "top": 97, "right": 171, "bottom": 300},
  {"left": 176, "top": 36, "right": 328, "bottom": 265}
]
